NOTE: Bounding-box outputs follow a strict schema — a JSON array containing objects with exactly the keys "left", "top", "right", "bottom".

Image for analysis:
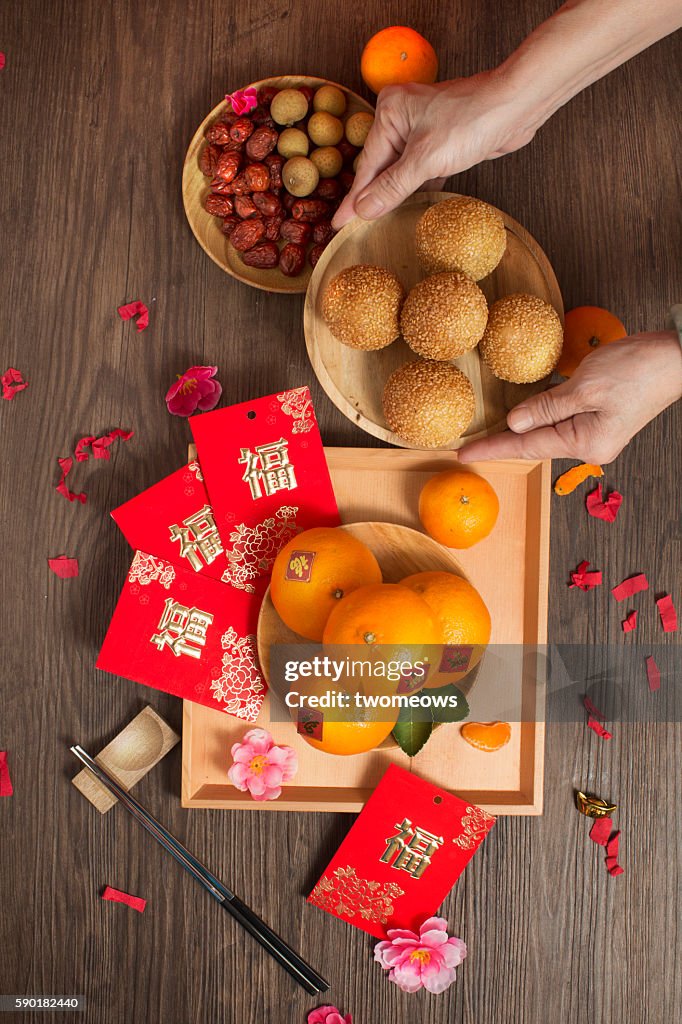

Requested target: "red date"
[
  {"left": 234, "top": 195, "right": 259, "bottom": 219},
  {"left": 244, "top": 162, "right": 271, "bottom": 192},
  {"left": 309, "top": 243, "right": 327, "bottom": 268},
  {"left": 218, "top": 111, "right": 238, "bottom": 127},
  {"left": 265, "top": 154, "right": 284, "bottom": 189},
  {"left": 281, "top": 191, "right": 297, "bottom": 213},
  {"left": 252, "top": 191, "right": 282, "bottom": 216},
  {"left": 241, "top": 242, "right": 280, "bottom": 269},
  {"left": 292, "top": 199, "right": 329, "bottom": 223},
  {"left": 313, "top": 221, "right": 334, "bottom": 245},
  {"left": 263, "top": 212, "right": 286, "bottom": 241},
  {"left": 280, "top": 219, "right": 312, "bottom": 244},
  {"left": 251, "top": 105, "right": 275, "bottom": 128},
  {"left": 298, "top": 85, "right": 314, "bottom": 105},
  {"left": 246, "top": 126, "right": 278, "bottom": 160},
  {"left": 229, "top": 172, "right": 253, "bottom": 196},
  {"left": 199, "top": 143, "right": 221, "bottom": 177},
  {"left": 258, "top": 86, "right": 279, "bottom": 107},
  {"left": 204, "top": 193, "right": 234, "bottom": 217},
  {"left": 315, "top": 178, "right": 342, "bottom": 201},
  {"left": 230, "top": 117, "right": 255, "bottom": 143},
  {"left": 210, "top": 175, "right": 235, "bottom": 195},
  {"left": 220, "top": 215, "right": 239, "bottom": 236},
  {"left": 339, "top": 170, "right": 355, "bottom": 193},
  {"left": 279, "top": 242, "right": 307, "bottom": 277},
  {"left": 215, "top": 150, "right": 241, "bottom": 183},
  {"left": 205, "top": 123, "right": 232, "bottom": 145},
  {"left": 337, "top": 140, "right": 358, "bottom": 166},
  {"left": 230, "top": 219, "right": 266, "bottom": 252}
]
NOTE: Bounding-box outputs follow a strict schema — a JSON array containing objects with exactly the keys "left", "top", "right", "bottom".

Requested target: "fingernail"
[
  {"left": 355, "top": 192, "right": 385, "bottom": 219},
  {"left": 508, "top": 407, "right": 533, "bottom": 432}
]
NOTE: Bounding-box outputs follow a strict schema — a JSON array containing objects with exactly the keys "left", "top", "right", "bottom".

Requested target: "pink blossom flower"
[
  {"left": 165, "top": 366, "right": 222, "bottom": 417},
  {"left": 374, "top": 917, "right": 467, "bottom": 994},
  {"left": 228, "top": 728, "right": 298, "bottom": 801},
  {"left": 307, "top": 1007, "right": 352, "bottom": 1024},
  {"left": 225, "top": 87, "right": 258, "bottom": 115}
]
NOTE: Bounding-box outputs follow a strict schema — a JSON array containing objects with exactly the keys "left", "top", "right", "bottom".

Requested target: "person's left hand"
[{"left": 457, "top": 332, "right": 682, "bottom": 464}]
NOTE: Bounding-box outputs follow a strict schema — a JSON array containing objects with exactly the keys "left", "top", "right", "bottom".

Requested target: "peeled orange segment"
[
  {"left": 460, "top": 721, "right": 511, "bottom": 752},
  {"left": 553, "top": 463, "right": 603, "bottom": 496}
]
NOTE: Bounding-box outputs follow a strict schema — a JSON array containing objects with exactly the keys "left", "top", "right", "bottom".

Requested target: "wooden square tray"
[{"left": 182, "top": 448, "right": 549, "bottom": 815}]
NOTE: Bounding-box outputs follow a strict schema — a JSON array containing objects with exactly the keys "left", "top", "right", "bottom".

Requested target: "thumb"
[
  {"left": 507, "top": 379, "right": 589, "bottom": 433},
  {"left": 353, "top": 150, "right": 424, "bottom": 221}
]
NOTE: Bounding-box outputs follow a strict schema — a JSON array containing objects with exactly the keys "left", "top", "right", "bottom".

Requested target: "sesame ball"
[
  {"left": 479, "top": 293, "right": 563, "bottom": 383},
  {"left": 382, "top": 359, "right": 476, "bottom": 448},
  {"left": 322, "top": 265, "right": 405, "bottom": 350},
  {"left": 400, "top": 271, "right": 488, "bottom": 360},
  {"left": 416, "top": 196, "right": 507, "bottom": 280}
]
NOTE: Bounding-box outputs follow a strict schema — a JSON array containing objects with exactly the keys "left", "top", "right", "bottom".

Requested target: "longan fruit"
[
  {"left": 277, "top": 127, "right": 309, "bottom": 158},
  {"left": 282, "top": 156, "right": 320, "bottom": 197},
  {"left": 313, "top": 85, "right": 347, "bottom": 117},
  {"left": 345, "top": 111, "right": 374, "bottom": 147},
  {"left": 310, "top": 146, "right": 343, "bottom": 178},
  {"left": 270, "top": 88, "right": 309, "bottom": 126},
  {"left": 308, "top": 111, "right": 344, "bottom": 147}
]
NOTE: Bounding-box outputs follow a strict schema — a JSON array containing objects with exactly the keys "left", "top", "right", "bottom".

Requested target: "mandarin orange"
[
  {"left": 296, "top": 704, "right": 398, "bottom": 756},
  {"left": 270, "top": 527, "right": 382, "bottom": 641},
  {"left": 322, "top": 582, "right": 440, "bottom": 649},
  {"left": 419, "top": 469, "right": 499, "bottom": 549},
  {"left": 361, "top": 26, "right": 438, "bottom": 94},
  {"left": 557, "top": 305, "right": 626, "bottom": 377}
]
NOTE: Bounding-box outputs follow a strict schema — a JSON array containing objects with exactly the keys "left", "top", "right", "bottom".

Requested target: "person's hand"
[
  {"left": 457, "top": 332, "right": 682, "bottom": 464},
  {"left": 332, "top": 72, "right": 539, "bottom": 230}
]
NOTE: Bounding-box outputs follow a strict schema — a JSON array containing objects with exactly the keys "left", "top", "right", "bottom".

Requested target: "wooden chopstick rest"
[{"left": 72, "top": 705, "right": 179, "bottom": 813}]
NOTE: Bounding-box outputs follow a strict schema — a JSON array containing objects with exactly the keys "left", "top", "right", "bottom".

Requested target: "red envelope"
[
  {"left": 96, "top": 550, "right": 266, "bottom": 720},
  {"left": 190, "top": 387, "right": 339, "bottom": 591},
  {"left": 111, "top": 460, "right": 244, "bottom": 587},
  {"left": 308, "top": 764, "right": 495, "bottom": 938}
]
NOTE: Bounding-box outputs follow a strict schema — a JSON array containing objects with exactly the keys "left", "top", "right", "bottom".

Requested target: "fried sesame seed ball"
[
  {"left": 382, "top": 359, "right": 476, "bottom": 448},
  {"left": 416, "top": 196, "right": 507, "bottom": 280},
  {"left": 400, "top": 271, "right": 488, "bottom": 360},
  {"left": 479, "top": 293, "right": 563, "bottom": 383},
  {"left": 322, "top": 265, "right": 405, "bottom": 350}
]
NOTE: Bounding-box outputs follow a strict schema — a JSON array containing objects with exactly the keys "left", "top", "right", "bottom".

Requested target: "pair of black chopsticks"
[{"left": 70, "top": 745, "right": 328, "bottom": 996}]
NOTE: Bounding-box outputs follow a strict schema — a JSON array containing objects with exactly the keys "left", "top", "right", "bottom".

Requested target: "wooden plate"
[
  {"left": 182, "top": 75, "right": 374, "bottom": 294},
  {"left": 257, "top": 520, "right": 479, "bottom": 702},
  {"left": 304, "top": 192, "right": 564, "bottom": 447}
]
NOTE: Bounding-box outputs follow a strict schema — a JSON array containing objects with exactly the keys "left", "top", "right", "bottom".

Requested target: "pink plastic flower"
[
  {"left": 228, "top": 728, "right": 298, "bottom": 801},
  {"left": 307, "top": 1007, "right": 352, "bottom": 1024},
  {"left": 374, "top": 917, "right": 467, "bottom": 994},
  {"left": 226, "top": 87, "right": 258, "bottom": 115},
  {"left": 165, "top": 366, "right": 222, "bottom": 417}
]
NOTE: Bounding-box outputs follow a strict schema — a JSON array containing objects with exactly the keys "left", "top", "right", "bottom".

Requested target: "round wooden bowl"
[
  {"left": 182, "top": 75, "right": 374, "bottom": 294},
  {"left": 257, "top": 521, "right": 482, "bottom": 709},
  {"left": 304, "top": 191, "right": 564, "bottom": 448}
]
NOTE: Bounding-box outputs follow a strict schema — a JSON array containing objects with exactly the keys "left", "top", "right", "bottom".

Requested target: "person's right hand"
[{"left": 332, "top": 71, "right": 540, "bottom": 230}]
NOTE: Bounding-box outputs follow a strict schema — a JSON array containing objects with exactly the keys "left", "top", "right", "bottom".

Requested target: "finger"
[
  {"left": 458, "top": 417, "right": 591, "bottom": 462},
  {"left": 351, "top": 145, "right": 426, "bottom": 221},
  {"left": 332, "top": 119, "right": 404, "bottom": 229},
  {"left": 506, "top": 379, "right": 593, "bottom": 433}
]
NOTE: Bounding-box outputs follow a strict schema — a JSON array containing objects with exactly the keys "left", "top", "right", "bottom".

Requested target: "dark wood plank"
[{"left": 0, "top": 2, "right": 679, "bottom": 1022}]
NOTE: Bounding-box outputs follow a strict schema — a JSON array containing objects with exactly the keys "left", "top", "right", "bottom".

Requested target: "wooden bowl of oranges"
[{"left": 257, "top": 522, "right": 491, "bottom": 755}]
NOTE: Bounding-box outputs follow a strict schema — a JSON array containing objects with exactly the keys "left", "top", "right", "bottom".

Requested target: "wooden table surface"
[{"left": 1, "top": 2, "right": 679, "bottom": 1022}]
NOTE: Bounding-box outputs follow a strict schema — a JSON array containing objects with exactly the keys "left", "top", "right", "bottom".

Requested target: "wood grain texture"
[
  {"left": 0, "top": 2, "right": 679, "bottom": 1023},
  {"left": 305, "top": 192, "right": 564, "bottom": 447}
]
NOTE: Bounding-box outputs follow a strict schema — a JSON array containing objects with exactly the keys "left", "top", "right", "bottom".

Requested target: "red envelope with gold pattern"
[
  {"left": 110, "top": 460, "right": 241, "bottom": 585},
  {"left": 308, "top": 764, "right": 495, "bottom": 939},
  {"left": 96, "top": 551, "right": 265, "bottom": 720},
  {"left": 190, "top": 387, "right": 339, "bottom": 592}
]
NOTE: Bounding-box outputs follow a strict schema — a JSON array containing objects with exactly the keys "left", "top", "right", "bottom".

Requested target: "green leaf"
[
  {"left": 392, "top": 712, "right": 433, "bottom": 757},
  {"left": 429, "top": 685, "right": 470, "bottom": 724}
]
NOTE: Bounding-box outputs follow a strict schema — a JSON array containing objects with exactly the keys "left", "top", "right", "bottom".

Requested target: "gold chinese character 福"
[
  {"left": 150, "top": 598, "right": 214, "bottom": 659},
  {"left": 239, "top": 438, "right": 297, "bottom": 500},
  {"left": 380, "top": 817, "right": 444, "bottom": 879},
  {"left": 169, "top": 504, "right": 223, "bottom": 571}
]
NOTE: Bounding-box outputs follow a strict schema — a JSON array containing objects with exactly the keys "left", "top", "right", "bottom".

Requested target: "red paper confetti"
[
  {"left": 656, "top": 594, "right": 677, "bottom": 633},
  {"left": 0, "top": 751, "right": 13, "bottom": 796},
  {"left": 583, "top": 695, "right": 605, "bottom": 720},
  {"left": 611, "top": 573, "right": 648, "bottom": 602},
  {"left": 622, "top": 610, "right": 638, "bottom": 633},
  {"left": 587, "top": 716, "right": 612, "bottom": 740},
  {"left": 118, "top": 300, "right": 149, "bottom": 332},
  {"left": 48, "top": 555, "right": 79, "bottom": 578},
  {"left": 605, "top": 831, "right": 624, "bottom": 876},
  {"left": 589, "top": 816, "right": 613, "bottom": 846},
  {"left": 101, "top": 886, "right": 146, "bottom": 913},
  {"left": 55, "top": 457, "right": 86, "bottom": 504},
  {"left": 0, "top": 53, "right": 5, "bottom": 71},
  {"left": 569, "top": 560, "right": 602, "bottom": 591},
  {"left": 2, "top": 367, "right": 28, "bottom": 400},
  {"left": 645, "top": 656, "right": 661, "bottom": 692},
  {"left": 75, "top": 429, "right": 133, "bottom": 462},
  {"left": 586, "top": 483, "right": 623, "bottom": 523}
]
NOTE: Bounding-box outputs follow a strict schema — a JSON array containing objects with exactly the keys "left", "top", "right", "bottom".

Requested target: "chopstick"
[{"left": 70, "top": 745, "right": 328, "bottom": 996}]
